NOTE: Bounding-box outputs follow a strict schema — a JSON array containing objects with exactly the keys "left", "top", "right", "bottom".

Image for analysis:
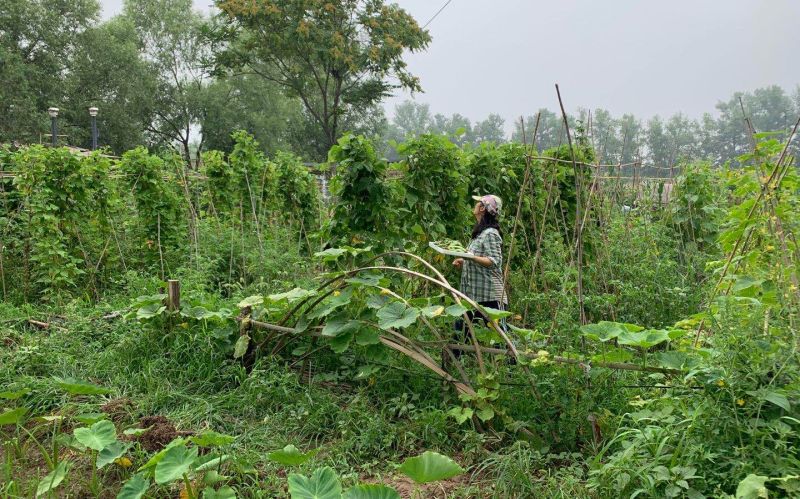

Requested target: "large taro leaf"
[
  {"left": 397, "top": 451, "right": 464, "bottom": 484},
  {"left": 617, "top": 329, "right": 671, "bottom": 349},
  {"left": 97, "top": 441, "right": 131, "bottom": 469},
  {"left": 116, "top": 474, "right": 150, "bottom": 499},
  {"left": 343, "top": 484, "right": 401, "bottom": 499},
  {"left": 267, "top": 444, "right": 318, "bottom": 466},
  {"left": 138, "top": 437, "right": 188, "bottom": 473},
  {"left": 287, "top": 466, "right": 342, "bottom": 499},
  {"left": 154, "top": 444, "right": 199, "bottom": 484},
  {"left": 73, "top": 420, "right": 117, "bottom": 451},
  {"left": 53, "top": 377, "right": 111, "bottom": 396},
  {"left": 36, "top": 461, "right": 70, "bottom": 497},
  {"left": 202, "top": 486, "right": 237, "bottom": 499},
  {"left": 191, "top": 430, "right": 235, "bottom": 447},
  {"left": 0, "top": 407, "right": 28, "bottom": 426},
  {"left": 376, "top": 302, "right": 420, "bottom": 330},
  {"left": 0, "top": 388, "right": 30, "bottom": 400}
]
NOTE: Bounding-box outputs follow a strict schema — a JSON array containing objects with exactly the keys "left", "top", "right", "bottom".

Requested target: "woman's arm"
[
  {"left": 470, "top": 231, "right": 502, "bottom": 268},
  {"left": 469, "top": 255, "right": 494, "bottom": 268}
]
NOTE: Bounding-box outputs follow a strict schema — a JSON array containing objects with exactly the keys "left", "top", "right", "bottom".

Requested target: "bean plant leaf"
[
  {"left": 287, "top": 466, "right": 342, "bottom": 499},
  {"left": 736, "top": 474, "right": 769, "bottom": 499},
  {"left": 36, "top": 461, "right": 70, "bottom": 497},
  {"left": 116, "top": 474, "right": 150, "bottom": 499},
  {"left": 53, "top": 377, "right": 111, "bottom": 395},
  {"left": 233, "top": 335, "right": 250, "bottom": 359},
  {"left": 445, "top": 304, "right": 468, "bottom": 317},
  {"left": 267, "top": 444, "right": 318, "bottom": 466},
  {"left": 74, "top": 420, "right": 117, "bottom": 451},
  {"left": 397, "top": 451, "right": 465, "bottom": 484},
  {"left": 203, "top": 486, "right": 237, "bottom": 499},
  {"left": 376, "top": 302, "right": 420, "bottom": 330},
  {"left": 0, "top": 407, "right": 28, "bottom": 426},
  {"left": 154, "top": 444, "right": 199, "bottom": 484},
  {"left": 343, "top": 484, "right": 401, "bottom": 499},
  {"left": 97, "top": 441, "right": 131, "bottom": 469},
  {"left": 191, "top": 430, "right": 235, "bottom": 447}
]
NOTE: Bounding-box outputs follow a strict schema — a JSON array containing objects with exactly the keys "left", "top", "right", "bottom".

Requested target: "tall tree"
[
  {"left": 124, "top": 0, "right": 209, "bottom": 161},
  {"left": 0, "top": 0, "right": 99, "bottom": 143},
  {"left": 472, "top": 114, "right": 506, "bottom": 144},
  {"left": 213, "top": 0, "right": 431, "bottom": 159}
]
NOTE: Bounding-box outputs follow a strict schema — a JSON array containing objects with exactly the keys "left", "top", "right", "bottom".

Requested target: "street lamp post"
[
  {"left": 89, "top": 107, "right": 99, "bottom": 150},
  {"left": 47, "top": 107, "right": 59, "bottom": 146}
]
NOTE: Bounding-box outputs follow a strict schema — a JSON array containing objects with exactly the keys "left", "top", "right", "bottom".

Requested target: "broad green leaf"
[
  {"left": 736, "top": 474, "right": 769, "bottom": 499},
  {"left": 355, "top": 328, "right": 381, "bottom": 346},
  {"left": 322, "top": 316, "right": 360, "bottom": 337},
  {"left": 445, "top": 304, "right": 468, "bottom": 317},
  {"left": 137, "top": 437, "right": 187, "bottom": 472},
  {"left": 329, "top": 331, "right": 354, "bottom": 354},
  {"left": 476, "top": 407, "right": 495, "bottom": 422},
  {"left": 53, "top": 377, "right": 111, "bottom": 395},
  {"left": 747, "top": 390, "right": 792, "bottom": 411},
  {"left": 397, "top": 451, "right": 464, "bottom": 484},
  {"left": 194, "top": 455, "right": 230, "bottom": 473},
  {"left": 75, "top": 412, "right": 107, "bottom": 425},
  {"left": 580, "top": 322, "right": 626, "bottom": 342},
  {"left": 447, "top": 407, "right": 473, "bottom": 424},
  {"left": 288, "top": 466, "right": 342, "bottom": 499},
  {"left": 203, "top": 486, "right": 237, "bottom": 499},
  {"left": 591, "top": 348, "right": 633, "bottom": 364},
  {"left": 155, "top": 444, "right": 198, "bottom": 484},
  {"left": 343, "top": 484, "right": 401, "bottom": 499},
  {"left": 314, "top": 248, "right": 348, "bottom": 261},
  {"left": 268, "top": 288, "right": 318, "bottom": 303},
  {"left": 137, "top": 303, "right": 167, "bottom": 320},
  {"left": 0, "top": 388, "right": 30, "bottom": 400},
  {"left": 267, "top": 445, "right": 318, "bottom": 466},
  {"left": 345, "top": 273, "right": 383, "bottom": 287},
  {"left": 36, "top": 461, "right": 70, "bottom": 497},
  {"left": 74, "top": 420, "right": 117, "bottom": 451},
  {"left": 376, "top": 302, "right": 420, "bottom": 330},
  {"left": 617, "top": 329, "right": 670, "bottom": 348},
  {"left": 192, "top": 431, "right": 235, "bottom": 447},
  {"left": 116, "top": 474, "right": 150, "bottom": 499},
  {"left": 421, "top": 305, "right": 445, "bottom": 318},
  {"left": 366, "top": 294, "right": 389, "bottom": 310},
  {"left": 237, "top": 295, "right": 263, "bottom": 308},
  {"left": 0, "top": 407, "right": 28, "bottom": 426},
  {"left": 233, "top": 335, "right": 250, "bottom": 359},
  {"left": 481, "top": 306, "right": 511, "bottom": 320},
  {"left": 655, "top": 351, "right": 689, "bottom": 370},
  {"left": 97, "top": 441, "right": 131, "bottom": 469},
  {"left": 309, "top": 288, "right": 353, "bottom": 319}
]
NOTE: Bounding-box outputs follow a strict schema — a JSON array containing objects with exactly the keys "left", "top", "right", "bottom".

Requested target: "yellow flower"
[
  {"left": 716, "top": 379, "right": 725, "bottom": 387},
  {"left": 180, "top": 322, "right": 188, "bottom": 329},
  {"left": 380, "top": 288, "right": 391, "bottom": 295},
  {"left": 114, "top": 457, "right": 133, "bottom": 468},
  {"left": 333, "top": 290, "right": 341, "bottom": 297},
  {"left": 514, "top": 315, "right": 522, "bottom": 321},
  {"left": 736, "top": 399, "right": 745, "bottom": 406},
  {"left": 765, "top": 245, "right": 775, "bottom": 252}
]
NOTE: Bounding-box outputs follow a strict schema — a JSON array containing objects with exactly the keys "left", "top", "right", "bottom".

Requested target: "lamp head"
[
  {"left": 47, "top": 107, "right": 59, "bottom": 118},
  {"left": 88, "top": 107, "right": 98, "bottom": 117}
]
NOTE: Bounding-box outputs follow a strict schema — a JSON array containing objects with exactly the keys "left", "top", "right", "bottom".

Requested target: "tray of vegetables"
[{"left": 428, "top": 239, "right": 474, "bottom": 258}]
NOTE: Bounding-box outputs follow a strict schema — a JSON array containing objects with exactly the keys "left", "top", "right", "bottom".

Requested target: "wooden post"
[{"left": 167, "top": 279, "right": 180, "bottom": 311}]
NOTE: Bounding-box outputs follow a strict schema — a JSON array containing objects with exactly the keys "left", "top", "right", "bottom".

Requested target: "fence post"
[{"left": 167, "top": 279, "right": 181, "bottom": 311}]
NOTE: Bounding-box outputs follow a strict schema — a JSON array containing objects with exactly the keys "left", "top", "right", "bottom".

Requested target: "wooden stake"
[{"left": 167, "top": 279, "right": 181, "bottom": 311}]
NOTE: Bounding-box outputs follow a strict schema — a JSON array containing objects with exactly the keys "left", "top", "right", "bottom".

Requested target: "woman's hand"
[{"left": 453, "top": 258, "right": 464, "bottom": 269}]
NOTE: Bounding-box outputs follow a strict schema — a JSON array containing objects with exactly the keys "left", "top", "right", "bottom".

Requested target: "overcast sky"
[{"left": 99, "top": 0, "right": 800, "bottom": 127}]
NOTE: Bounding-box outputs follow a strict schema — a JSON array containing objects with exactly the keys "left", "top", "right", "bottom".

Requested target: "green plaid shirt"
[{"left": 460, "top": 228, "right": 506, "bottom": 304}]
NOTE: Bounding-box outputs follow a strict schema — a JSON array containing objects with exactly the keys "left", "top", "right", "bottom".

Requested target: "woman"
[{"left": 453, "top": 194, "right": 507, "bottom": 334}]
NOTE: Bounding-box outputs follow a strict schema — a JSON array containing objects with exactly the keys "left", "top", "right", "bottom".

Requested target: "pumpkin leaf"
[{"left": 376, "top": 302, "right": 420, "bottom": 330}]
